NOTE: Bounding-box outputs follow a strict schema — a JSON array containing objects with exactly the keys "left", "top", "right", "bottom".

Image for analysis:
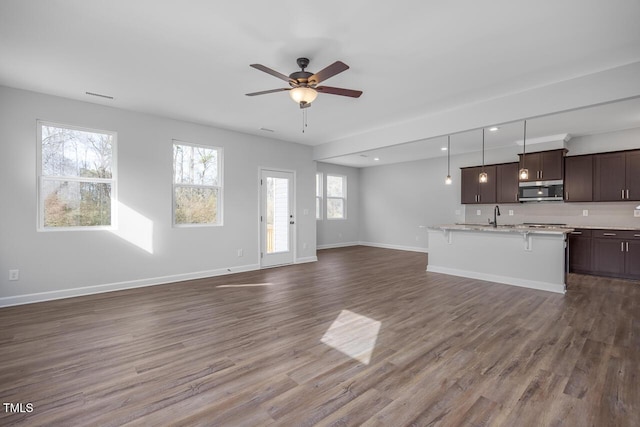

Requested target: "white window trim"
[
  {"left": 316, "top": 172, "right": 323, "bottom": 220},
  {"left": 172, "top": 140, "right": 224, "bottom": 227},
  {"left": 37, "top": 120, "right": 118, "bottom": 232},
  {"left": 326, "top": 174, "right": 347, "bottom": 220}
]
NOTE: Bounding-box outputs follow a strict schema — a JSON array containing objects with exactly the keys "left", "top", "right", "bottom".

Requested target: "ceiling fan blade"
[
  {"left": 309, "top": 61, "right": 349, "bottom": 85},
  {"left": 250, "top": 64, "right": 294, "bottom": 84},
  {"left": 316, "top": 86, "right": 363, "bottom": 98},
  {"left": 245, "top": 88, "right": 290, "bottom": 96}
]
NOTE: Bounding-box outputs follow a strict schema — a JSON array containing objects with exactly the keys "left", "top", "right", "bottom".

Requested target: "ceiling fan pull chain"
[{"left": 302, "top": 109, "right": 305, "bottom": 133}]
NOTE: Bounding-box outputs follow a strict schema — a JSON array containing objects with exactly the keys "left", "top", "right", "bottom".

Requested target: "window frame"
[
  {"left": 326, "top": 174, "right": 347, "bottom": 220},
  {"left": 37, "top": 120, "right": 118, "bottom": 232},
  {"left": 172, "top": 140, "right": 224, "bottom": 227},
  {"left": 316, "top": 172, "right": 323, "bottom": 220}
]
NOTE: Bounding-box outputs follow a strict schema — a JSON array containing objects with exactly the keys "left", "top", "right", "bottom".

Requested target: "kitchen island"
[{"left": 427, "top": 224, "right": 573, "bottom": 294}]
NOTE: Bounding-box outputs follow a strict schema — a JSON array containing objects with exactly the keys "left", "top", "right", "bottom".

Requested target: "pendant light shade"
[
  {"left": 519, "top": 120, "right": 529, "bottom": 180},
  {"left": 445, "top": 135, "right": 452, "bottom": 185},
  {"left": 479, "top": 128, "right": 488, "bottom": 183}
]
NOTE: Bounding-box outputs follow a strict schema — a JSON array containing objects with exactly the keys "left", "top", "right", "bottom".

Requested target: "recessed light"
[
  {"left": 373, "top": 157, "right": 380, "bottom": 161},
  {"left": 489, "top": 127, "right": 500, "bottom": 132},
  {"left": 441, "top": 147, "right": 448, "bottom": 151}
]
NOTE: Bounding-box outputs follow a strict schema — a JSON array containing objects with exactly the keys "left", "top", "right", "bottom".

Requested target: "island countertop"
[
  {"left": 427, "top": 225, "right": 569, "bottom": 294},
  {"left": 429, "top": 224, "right": 574, "bottom": 235}
]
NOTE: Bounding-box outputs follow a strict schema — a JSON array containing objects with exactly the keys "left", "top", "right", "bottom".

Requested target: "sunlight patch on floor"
[{"left": 321, "top": 310, "right": 381, "bottom": 365}]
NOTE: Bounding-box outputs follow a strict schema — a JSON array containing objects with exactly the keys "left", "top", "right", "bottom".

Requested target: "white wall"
[
  {"left": 0, "top": 86, "right": 316, "bottom": 305},
  {"left": 316, "top": 162, "right": 360, "bottom": 248},
  {"left": 358, "top": 155, "right": 466, "bottom": 252}
]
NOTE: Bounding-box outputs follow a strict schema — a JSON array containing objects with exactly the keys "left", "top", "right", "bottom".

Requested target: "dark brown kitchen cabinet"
[
  {"left": 626, "top": 239, "right": 640, "bottom": 277},
  {"left": 568, "top": 229, "right": 592, "bottom": 274},
  {"left": 461, "top": 166, "right": 496, "bottom": 204},
  {"left": 518, "top": 149, "right": 566, "bottom": 182},
  {"left": 564, "top": 155, "right": 593, "bottom": 202},
  {"left": 591, "top": 230, "right": 640, "bottom": 280},
  {"left": 594, "top": 150, "right": 640, "bottom": 201},
  {"left": 626, "top": 150, "right": 640, "bottom": 200},
  {"left": 496, "top": 162, "right": 519, "bottom": 203}
]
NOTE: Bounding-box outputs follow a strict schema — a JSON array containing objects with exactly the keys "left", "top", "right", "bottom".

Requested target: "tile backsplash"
[{"left": 466, "top": 201, "right": 640, "bottom": 228}]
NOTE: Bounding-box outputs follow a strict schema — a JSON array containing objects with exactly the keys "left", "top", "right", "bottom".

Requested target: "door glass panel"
[{"left": 266, "top": 177, "right": 289, "bottom": 254}]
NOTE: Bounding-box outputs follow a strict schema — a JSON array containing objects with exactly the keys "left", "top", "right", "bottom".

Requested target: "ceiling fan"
[{"left": 245, "top": 57, "right": 363, "bottom": 109}]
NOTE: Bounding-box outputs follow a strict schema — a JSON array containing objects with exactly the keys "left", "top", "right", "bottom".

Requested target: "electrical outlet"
[
  {"left": 476, "top": 210, "right": 481, "bottom": 216},
  {"left": 582, "top": 210, "right": 589, "bottom": 217},
  {"left": 9, "top": 270, "right": 19, "bottom": 281},
  {"left": 509, "top": 210, "right": 514, "bottom": 216},
  {"left": 237, "top": 249, "right": 243, "bottom": 257}
]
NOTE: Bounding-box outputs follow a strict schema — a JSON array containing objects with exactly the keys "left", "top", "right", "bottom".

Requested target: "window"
[
  {"left": 173, "top": 141, "right": 222, "bottom": 226},
  {"left": 38, "top": 121, "right": 116, "bottom": 230},
  {"left": 326, "top": 174, "right": 346, "bottom": 219},
  {"left": 316, "top": 172, "right": 323, "bottom": 220}
]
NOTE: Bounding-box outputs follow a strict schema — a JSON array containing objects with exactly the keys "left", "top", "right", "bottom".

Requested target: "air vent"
[
  {"left": 85, "top": 91, "right": 114, "bottom": 100},
  {"left": 259, "top": 127, "right": 275, "bottom": 132}
]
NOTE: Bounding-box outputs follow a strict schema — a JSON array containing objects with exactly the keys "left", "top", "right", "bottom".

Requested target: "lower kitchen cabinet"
[
  {"left": 568, "top": 229, "right": 592, "bottom": 274},
  {"left": 627, "top": 239, "right": 640, "bottom": 277},
  {"left": 588, "top": 230, "right": 640, "bottom": 280}
]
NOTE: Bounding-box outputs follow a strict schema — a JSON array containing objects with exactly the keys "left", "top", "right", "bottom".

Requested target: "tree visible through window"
[
  {"left": 327, "top": 174, "right": 346, "bottom": 219},
  {"left": 38, "top": 121, "right": 116, "bottom": 229},
  {"left": 173, "top": 141, "right": 222, "bottom": 225},
  {"left": 316, "top": 172, "right": 323, "bottom": 220}
]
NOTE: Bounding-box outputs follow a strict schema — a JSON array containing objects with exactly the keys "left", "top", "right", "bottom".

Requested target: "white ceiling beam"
[{"left": 313, "top": 62, "right": 640, "bottom": 161}]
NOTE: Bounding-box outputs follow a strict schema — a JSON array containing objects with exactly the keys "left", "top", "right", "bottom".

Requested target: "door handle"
[
  {"left": 565, "top": 191, "right": 568, "bottom": 200},
  {"left": 627, "top": 242, "right": 629, "bottom": 252},
  {"left": 622, "top": 189, "right": 625, "bottom": 199},
  {"left": 626, "top": 189, "right": 630, "bottom": 199},
  {"left": 289, "top": 221, "right": 295, "bottom": 225},
  {"left": 604, "top": 233, "right": 617, "bottom": 236},
  {"left": 621, "top": 242, "right": 624, "bottom": 252}
]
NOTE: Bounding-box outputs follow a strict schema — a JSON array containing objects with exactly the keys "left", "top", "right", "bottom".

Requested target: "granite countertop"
[
  {"left": 566, "top": 225, "right": 640, "bottom": 231},
  {"left": 429, "top": 224, "right": 574, "bottom": 235}
]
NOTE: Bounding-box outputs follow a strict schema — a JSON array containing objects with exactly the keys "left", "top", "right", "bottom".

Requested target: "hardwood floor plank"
[{"left": 0, "top": 246, "right": 639, "bottom": 426}]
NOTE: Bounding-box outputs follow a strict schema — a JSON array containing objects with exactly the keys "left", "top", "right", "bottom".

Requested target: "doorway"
[{"left": 260, "top": 169, "right": 295, "bottom": 267}]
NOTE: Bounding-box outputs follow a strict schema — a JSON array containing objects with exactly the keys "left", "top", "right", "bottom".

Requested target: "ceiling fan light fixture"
[{"left": 289, "top": 87, "right": 318, "bottom": 104}]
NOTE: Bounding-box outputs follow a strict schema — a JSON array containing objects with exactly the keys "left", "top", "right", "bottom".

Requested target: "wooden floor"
[{"left": 1, "top": 246, "right": 638, "bottom": 426}]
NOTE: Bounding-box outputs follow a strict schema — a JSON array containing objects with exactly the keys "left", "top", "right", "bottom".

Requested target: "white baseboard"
[
  {"left": 358, "top": 241, "right": 428, "bottom": 253},
  {"left": 295, "top": 256, "right": 318, "bottom": 264},
  {"left": 0, "top": 263, "right": 261, "bottom": 308},
  {"left": 317, "top": 242, "right": 359, "bottom": 250},
  {"left": 426, "top": 265, "right": 566, "bottom": 294}
]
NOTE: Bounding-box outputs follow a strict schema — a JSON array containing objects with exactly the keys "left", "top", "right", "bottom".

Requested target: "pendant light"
[
  {"left": 519, "top": 120, "right": 529, "bottom": 180},
  {"left": 479, "top": 128, "right": 488, "bottom": 183},
  {"left": 445, "top": 135, "right": 452, "bottom": 185}
]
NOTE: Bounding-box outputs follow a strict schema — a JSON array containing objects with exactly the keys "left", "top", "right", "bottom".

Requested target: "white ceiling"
[
  {"left": 327, "top": 96, "right": 640, "bottom": 167},
  {"left": 1, "top": 1, "right": 640, "bottom": 164}
]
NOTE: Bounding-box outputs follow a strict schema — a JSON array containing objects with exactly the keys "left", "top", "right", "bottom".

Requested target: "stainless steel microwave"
[{"left": 518, "top": 180, "right": 564, "bottom": 202}]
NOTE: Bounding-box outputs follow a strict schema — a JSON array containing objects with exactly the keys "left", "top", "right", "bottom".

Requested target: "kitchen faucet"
[{"left": 489, "top": 205, "right": 501, "bottom": 227}]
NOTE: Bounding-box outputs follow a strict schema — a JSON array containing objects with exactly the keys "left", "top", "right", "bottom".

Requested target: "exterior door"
[{"left": 260, "top": 169, "right": 294, "bottom": 267}]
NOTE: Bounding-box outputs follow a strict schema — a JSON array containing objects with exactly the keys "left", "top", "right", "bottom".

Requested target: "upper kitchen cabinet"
[
  {"left": 461, "top": 165, "right": 496, "bottom": 204},
  {"left": 564, "top": 155, "right": 593, "bottom": 202},
  {"left": 517, "top": 149, "right": 566, "bottom": 182},
  {"left": 496, "top": 162, "right": 519, "bottom": 203},
  {"left": 594, "top": 150, "right": 640, "bottom": 201}
]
